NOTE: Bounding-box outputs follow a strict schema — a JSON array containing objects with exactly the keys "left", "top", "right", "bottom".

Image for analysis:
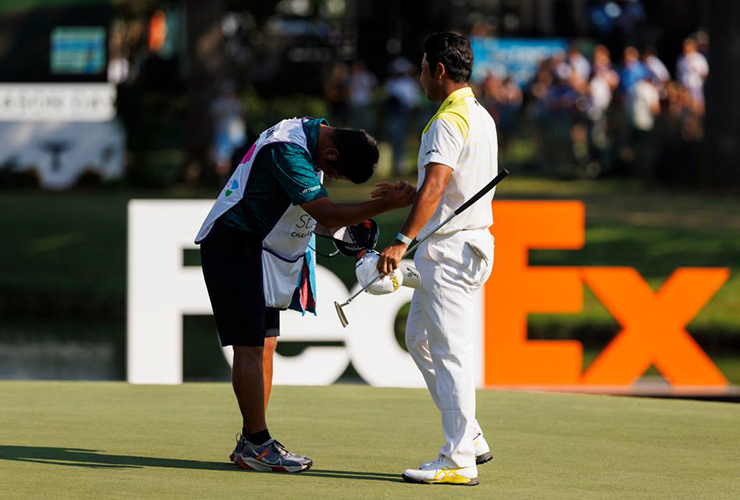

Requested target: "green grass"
[{"left": 0, "top": 382, "right": 738, "bottom": 499}]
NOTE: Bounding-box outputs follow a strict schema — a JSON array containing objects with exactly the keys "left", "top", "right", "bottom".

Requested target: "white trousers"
[{"left": 406, "top": 229, "right": 494, "bottom": 468}]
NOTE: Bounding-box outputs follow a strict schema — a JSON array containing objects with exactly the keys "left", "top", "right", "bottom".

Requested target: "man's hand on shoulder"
[
  {"left": 300, "top": 180, "right": 414, "bottom": 229},
  {"left": 371, "top": 181, "right": 416, "bottom": 209}
]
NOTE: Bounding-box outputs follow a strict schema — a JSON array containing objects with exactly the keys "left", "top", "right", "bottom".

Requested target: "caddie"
[
  {"left": 375, "top": 33, "right": 498, "bottom": 486},
  {"left": 196, "top": 117, "right": 414, "bottom": 473}
]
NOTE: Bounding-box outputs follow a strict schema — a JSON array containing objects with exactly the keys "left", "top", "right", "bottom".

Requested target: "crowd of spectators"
[
  {"left": 320, "top": 34, "right": 709, "bottom": 183},
  {"left": 484, "top": 35, "right": 709, "bottom": 181},
  {"left": 104, "top": 5, "right": 712, "bottom": 185}
]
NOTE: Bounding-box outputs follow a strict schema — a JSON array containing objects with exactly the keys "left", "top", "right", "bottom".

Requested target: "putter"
[{"left": 335, "top": 168, "right": 510, "bottom": 327}]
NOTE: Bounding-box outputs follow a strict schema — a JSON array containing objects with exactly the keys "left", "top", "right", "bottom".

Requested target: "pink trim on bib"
[{"left": 242, "top": 143, "right": 257, "bottom": 163}]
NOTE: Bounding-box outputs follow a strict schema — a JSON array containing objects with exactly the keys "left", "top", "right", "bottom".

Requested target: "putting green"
[{"left": 1, "top": 382, "right": 738, "bottom": 499}]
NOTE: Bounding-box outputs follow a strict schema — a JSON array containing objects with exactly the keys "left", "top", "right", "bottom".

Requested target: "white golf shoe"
[{"left": 402, "top": 456, "right": 478, "bottom": 486}]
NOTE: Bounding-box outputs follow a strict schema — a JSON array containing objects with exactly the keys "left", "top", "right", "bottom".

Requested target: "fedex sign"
[
  {"left": 486, "top": 202, "right": 729, "bottom": 387},
  {"left": 127, "top": 200, "right": 729, "bottom": 388}
]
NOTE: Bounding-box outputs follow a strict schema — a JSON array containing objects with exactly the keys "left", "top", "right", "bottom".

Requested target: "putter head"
[{"left": 334, "top": 301, "right": 349, "bottom": 328}]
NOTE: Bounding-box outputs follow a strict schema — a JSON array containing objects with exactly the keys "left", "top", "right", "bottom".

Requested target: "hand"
[
  {"left": 370, "top": 181, "right": 393, "bottom": 198},
  {"left": 377, "top": 242, "right": 407, "bottom": 275},
  {"left": 371, "top": 181, "right": 416, "bottom": 209},
  {"left": 370, "top": 181, "right": 415, "bottom": 198}
]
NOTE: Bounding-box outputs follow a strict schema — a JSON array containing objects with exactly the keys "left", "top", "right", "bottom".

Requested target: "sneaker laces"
[
  {"left": 271, "top": 440, "right": 291, "bottom": 458},
  {"left": 424, "top": 455, "right": 445, "bottom": 469}
]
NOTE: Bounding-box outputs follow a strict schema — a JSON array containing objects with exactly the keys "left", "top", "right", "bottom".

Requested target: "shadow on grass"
[
  {"left": 0, "top": 446, "right": 403, "bottom": 483},
  {"left": 0, "top": 445, "right": 236, "bottom": 471},
  {"left": 303, "top": 469, "right": 403, "bottom": 483}
]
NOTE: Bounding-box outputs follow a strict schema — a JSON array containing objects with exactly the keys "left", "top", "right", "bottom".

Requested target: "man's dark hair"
[
  {"left": 331, "top": 128, "right": 379, "bottom": 184},
  {"left": 424, "top": 32, "right": 473, "bottom": 83}
]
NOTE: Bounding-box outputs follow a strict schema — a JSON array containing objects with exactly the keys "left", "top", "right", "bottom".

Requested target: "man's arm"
[
  {"left": 376, "top": 163, "right": 452, "bottom": 275},
  {"left": 266, "top": 142, "right": 415, "bottom": 228},
  {"left": 301, "top": 183, "right": 415, "bottom": 229}
]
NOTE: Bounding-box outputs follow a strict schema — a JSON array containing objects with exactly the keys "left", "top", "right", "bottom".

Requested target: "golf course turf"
[{"left": 1, "top": 382, "right": 738, "bottom": 499}]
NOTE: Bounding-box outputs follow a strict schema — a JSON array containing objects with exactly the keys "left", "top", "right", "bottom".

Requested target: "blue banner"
[{"left": 471, "top": 37, "right": 568, "bottom": 87}]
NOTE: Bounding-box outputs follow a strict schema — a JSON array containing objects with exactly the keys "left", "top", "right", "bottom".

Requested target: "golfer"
[
  {"left": 375, "top": 33, "right": 497, "bottom": 486},
  {"left": 196, "top": 117, "right": 414, "bottom": 473}
]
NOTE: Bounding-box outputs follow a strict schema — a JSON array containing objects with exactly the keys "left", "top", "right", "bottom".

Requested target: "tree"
[
  {"left": 184, "top": 0, "right": 225, "bottom": 181},
  {"left": 705, "top": 0, "right": 740, "bottom": 186}
]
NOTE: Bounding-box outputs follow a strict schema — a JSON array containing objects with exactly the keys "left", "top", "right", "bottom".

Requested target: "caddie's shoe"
[
  {"left": 236, "top": 438, "right": 312, "bottom": 473},
  {"left": 402, "top": 456, "right": 478, "bottom": 486},
  {"left": 229, "top": 433, "right": 247, "bottom": 464},
  {"left": 474, "top": 432, "right": 493, "bottom": 465}
]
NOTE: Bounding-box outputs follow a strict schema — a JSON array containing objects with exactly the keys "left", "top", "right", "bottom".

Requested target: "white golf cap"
[{"left": 355, "top": 250, "right": 420, "bottom": 295}]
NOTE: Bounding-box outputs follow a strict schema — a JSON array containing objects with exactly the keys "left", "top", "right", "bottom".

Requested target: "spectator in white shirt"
[
  {"left": 676, "top": 38, "right": 709, "bottom": 111},
  {"left": 567, "top": 44, "right": 591, "bottom": 84},
  {"left": 347, "top": 60, "right": 379, "bottom": 133},
  {"left": 642, "top": 46, "right": 670, "bottom": 84}
]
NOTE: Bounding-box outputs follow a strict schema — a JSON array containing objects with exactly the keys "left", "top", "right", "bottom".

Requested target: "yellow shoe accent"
[
  {"left": 403, "top": 457, "right": 479, "bottom": 486},
  {"left": 431, "top": 468, "right": 476, "bottom": 485}
]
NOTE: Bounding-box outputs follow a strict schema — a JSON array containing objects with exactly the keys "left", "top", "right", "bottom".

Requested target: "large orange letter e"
[{"left": 484, "top": 202, "right": 584, "bottom": 385}]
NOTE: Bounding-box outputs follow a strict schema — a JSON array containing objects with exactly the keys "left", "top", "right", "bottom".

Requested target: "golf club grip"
[{"left": 453, "top": 169, "right": 509, "bottom": 216}]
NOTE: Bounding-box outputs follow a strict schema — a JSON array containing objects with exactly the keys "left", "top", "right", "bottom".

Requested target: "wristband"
[{"left": 395, "top": 232, "right": 413, "bottom": 245}]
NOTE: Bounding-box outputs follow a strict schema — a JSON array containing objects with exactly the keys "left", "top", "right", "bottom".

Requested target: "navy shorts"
[{"left": 200, "top": 220, "right": 279, "bottom": 347}]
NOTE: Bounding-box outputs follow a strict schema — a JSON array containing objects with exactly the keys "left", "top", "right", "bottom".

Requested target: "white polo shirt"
[{"left": 417, "top": 86, "right": 498, "bottom": 239}]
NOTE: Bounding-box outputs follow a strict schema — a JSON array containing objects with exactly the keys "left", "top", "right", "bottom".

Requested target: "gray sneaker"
[{"left": 236, "top": 438, "right": 313, "bottom": 473}]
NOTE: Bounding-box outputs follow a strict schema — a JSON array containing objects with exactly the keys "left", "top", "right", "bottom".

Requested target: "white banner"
[{"left": 0, "top": 83, "right": 116, "bottom": 122}]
